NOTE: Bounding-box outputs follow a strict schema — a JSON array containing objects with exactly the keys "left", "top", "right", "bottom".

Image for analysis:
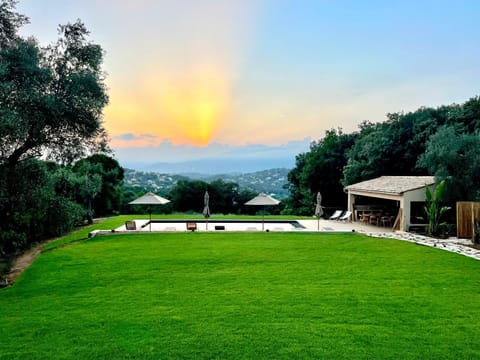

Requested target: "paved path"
[
  {"left": 366, "top": 230, "right": 480, "bottom": 260},
  {"left": 299, "top": 219, "right": 480, "bottom": 261}
]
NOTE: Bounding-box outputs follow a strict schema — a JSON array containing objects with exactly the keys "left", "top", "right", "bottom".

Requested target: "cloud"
[{"left": 110, "top": 133, "right": 161, "bottom": 147}]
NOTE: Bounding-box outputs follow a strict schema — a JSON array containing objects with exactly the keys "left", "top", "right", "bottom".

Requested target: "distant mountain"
[
  {"left": 115, "top": 138, "right": 311, "bottom": 173},
  {"left": 202, "top": 168, "right": 290, "bottom": 198},
  {"left": 123, "top": 168, "right": 291, "bottom": 198},
  {"left": 123, "top": 169, "right": 187, "bottom": 193},
  {"left": 123, "top": 157, "right": 295, "bottom": 175}
]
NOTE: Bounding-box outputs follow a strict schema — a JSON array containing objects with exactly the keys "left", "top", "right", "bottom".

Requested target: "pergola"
[{"left": 345, "top": 176, "right": 435, "bottom": 231}]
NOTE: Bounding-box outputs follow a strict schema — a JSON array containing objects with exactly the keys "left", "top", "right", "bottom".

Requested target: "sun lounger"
[
  {"left": 329, "top": 210, "right": 343, "bottom": 220},
  {"left": 338, "top": 211, "right": 352, "bottom": 222}
]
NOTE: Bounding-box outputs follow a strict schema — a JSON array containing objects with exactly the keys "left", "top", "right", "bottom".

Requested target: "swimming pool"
[{"left": 119, "top": 219, "right": 307, "bottom": 232}]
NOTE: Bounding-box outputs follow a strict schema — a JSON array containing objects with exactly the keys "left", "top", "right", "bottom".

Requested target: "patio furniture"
[
  {"left": 338, "top": 211, "right": 352, "bottom": 222},
  {"left": 125, "top": 221, "right": 136, "bottom": 230},
  {"left": 381, "top": 216, "right": 392, "bottom": 227},
  {"left": 369, "top": 214, "right": 379, "bottom": 226},
  {"left": 186, "top": 222, "right": 197, "bottom": 231},
  {"left": 329, "top": 210, "right": 343, "bottom": 220},
  {"left": 360, "top": 212, "right": 371, "bottom": 224}
]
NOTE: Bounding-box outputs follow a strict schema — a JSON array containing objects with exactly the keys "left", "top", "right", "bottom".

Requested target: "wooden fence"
[{"left": 457, "top": 202, "right": 480, "bottom": 239}]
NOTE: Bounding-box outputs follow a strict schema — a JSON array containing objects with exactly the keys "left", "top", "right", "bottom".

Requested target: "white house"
[{"left": 345, "top": 176, "right": 435, "bottom": 231}]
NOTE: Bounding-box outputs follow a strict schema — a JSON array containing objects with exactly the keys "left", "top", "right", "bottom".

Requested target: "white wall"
[{"left": 402, "top": 186, "right": 433, "bottom": 231}]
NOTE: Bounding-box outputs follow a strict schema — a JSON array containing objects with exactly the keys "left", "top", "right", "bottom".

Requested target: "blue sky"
[{"left": 16, "top": 0, "right": 480, "bottom": 169}]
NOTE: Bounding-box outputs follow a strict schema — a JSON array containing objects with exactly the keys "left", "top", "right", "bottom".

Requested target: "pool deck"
[{"left": 114, "top": 218, "right": 384, "bottom": 233}]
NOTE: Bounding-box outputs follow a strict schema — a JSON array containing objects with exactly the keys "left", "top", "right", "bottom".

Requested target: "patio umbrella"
[
  {"left": 129, "top": 192, "right": 170, "bottom": 231},
  {"left": 203, "top": 191, "right": 211, "bottom": 230},
  {"left": 314, "top": 191, "right": 323, "bottom": 231},
  {"left": 245, "top": 193, "right": 280, "bottom": 231}
]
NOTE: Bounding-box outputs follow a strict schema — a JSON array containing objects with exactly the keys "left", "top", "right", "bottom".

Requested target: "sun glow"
[
  {"left": 105, "top": 66, "right": 230, "bottom": 147},
  {"left": 156, "top": 67, "right": 229, "bottom": 146},
  {"left": 102, "top": 1, "right": 260, "bottom": 148}
]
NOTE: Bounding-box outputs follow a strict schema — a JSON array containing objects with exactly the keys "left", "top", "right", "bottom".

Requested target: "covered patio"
[{"left": 345, "top": 176, "right": 435, "bottom": 232}]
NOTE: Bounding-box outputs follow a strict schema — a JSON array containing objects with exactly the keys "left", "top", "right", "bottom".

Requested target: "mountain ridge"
[
  {"left": 121, "top": 156, "right": 295, "bottom": 175},
  {"left": 124, "top": 167, "right": 291, "bottom": 198}
]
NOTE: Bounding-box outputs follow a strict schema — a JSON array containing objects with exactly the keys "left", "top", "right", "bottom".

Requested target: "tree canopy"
[
  {"left": 288, "top": 96, "right": 480, "bottom": 215},
  {"left": 286, "top": 129, "right": 355, "bottom": 215},
  {"left": 0, "top": 1, "right": 112, "bottom": 256},
  {"left": 0, "top": 1, "right": 109, "bottom": 167}
]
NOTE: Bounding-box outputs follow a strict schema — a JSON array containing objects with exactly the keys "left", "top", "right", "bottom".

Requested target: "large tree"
[
  {"left": 417, "top": 126, "right": 480, "bottom": 201},
  {"left": 73, "top": 154, "right": 124, "bottom": 219},
  {"left": 286, "top": 129, "right": 355, "bottom": 215},
  {"left": 0, "top": 1, "right": 109, "bottom": 168},
  {"left": 0, "top": 1, "right": 110, "bottom": 255}
]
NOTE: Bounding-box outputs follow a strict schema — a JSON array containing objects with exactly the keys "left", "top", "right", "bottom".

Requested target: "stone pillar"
[{"left": 348, "top": 191, "right": 356, "bottom": 220}]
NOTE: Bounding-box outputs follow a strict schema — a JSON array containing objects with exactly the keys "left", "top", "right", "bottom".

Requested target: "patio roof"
[{"left": 346, "top": 176, "right": 435, "bottom": 195}]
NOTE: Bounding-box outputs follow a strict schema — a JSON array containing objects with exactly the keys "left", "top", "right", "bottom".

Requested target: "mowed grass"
[
  {"left": 1, "top": 232, "right": 480, "bottom": 359},
  {"left": 43, "top": 214, "right": 311, "bottom": 251}
]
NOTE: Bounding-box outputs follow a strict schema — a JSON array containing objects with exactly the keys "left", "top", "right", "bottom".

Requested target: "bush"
[
  {"left": 46, "top": 198, "right": 85, "bottom": 237},
  {"left": 0, "top": 230, "right": 27, "bottom": 256}
]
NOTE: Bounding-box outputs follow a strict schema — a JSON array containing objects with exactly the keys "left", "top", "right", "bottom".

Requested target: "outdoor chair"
[
  {"left": 125, "top": 221, "right": 136, "bottom": 230},
  {"left": 186, "top": 222, "right": 197, "bottom": 231},
  {"left": 338, "top": 211, "right": 352, "bottom": 222},
  {"left": 329, "top": 210, "right": 343, "bottom": 220},
  {"left": 360, "top": 212, "right": 372, "bottom": 224},
  {"left": 380, "top": 216, "right": 391, "bottom": 227},
  {"left": 369, "top": 214, "right": 379, "bottom": 226}
]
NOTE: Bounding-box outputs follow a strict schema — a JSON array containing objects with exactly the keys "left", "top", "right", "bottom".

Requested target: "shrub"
[{"left": 46, "top": 198, "right": 85, "bottom": 237}]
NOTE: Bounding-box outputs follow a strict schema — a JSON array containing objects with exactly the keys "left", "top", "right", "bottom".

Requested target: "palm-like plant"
[{"left": 424, "top": 180, "right": 451, "bottom": 237}]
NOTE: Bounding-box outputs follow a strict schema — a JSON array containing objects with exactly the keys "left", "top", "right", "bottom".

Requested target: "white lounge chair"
[
  {"left": 329, "top": 210, "right": 343, "bottom": 220},
  {"left": 338, "top": 211, "right": 352, "bottom": 222}
]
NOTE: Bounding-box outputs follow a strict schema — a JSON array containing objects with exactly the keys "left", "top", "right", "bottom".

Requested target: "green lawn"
[
  {"left": 1, "top": 231, "right": 480, "bottom": 359},
  {"left": 43, "top": 214, "right": 311, "bottom": 251}
]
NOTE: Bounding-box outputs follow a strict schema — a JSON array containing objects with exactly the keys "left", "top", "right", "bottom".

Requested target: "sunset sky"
[{"left": 17, "top": 0, "right": 480, "bottom": 168}]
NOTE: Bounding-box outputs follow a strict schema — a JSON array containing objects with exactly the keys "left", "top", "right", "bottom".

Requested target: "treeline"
[
  {"left": 286, "top": 97, "right": 480, "bottom": 215},
  {"left": 124, "top": 179, "right": 282, "bottom": 216},
  {"left": 0, "top": 1, "right": 112, "bottom": 256},
  {"left": 0, "top": 155, "right": 124, "bottom": 254}
]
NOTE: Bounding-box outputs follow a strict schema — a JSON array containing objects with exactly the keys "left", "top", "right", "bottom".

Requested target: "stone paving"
[
  {"left": 365, "top": 230, "right": 480, "bottom": 260},
  {"left": 299, "top": 219, "right": 480, "bottom": 261}
]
